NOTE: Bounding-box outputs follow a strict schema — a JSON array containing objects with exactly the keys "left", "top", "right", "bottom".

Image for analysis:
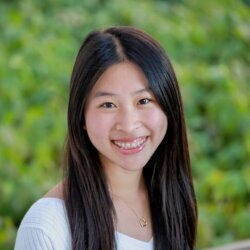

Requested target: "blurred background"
[{"left": 0, "top": 0, "right": 249, "bottom": 249}]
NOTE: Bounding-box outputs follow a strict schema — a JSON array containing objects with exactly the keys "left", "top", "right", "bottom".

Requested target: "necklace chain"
[{"left": 112, "top": 194, "right": 147, "bottom": 228}]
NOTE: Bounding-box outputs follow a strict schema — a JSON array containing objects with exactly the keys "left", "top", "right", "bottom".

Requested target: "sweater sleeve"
[
  {"left": 14, "top": 198, "right": 71, "bottom": 250},
  {"left": 15, "top": 227, "right": 54, "bottom": 250}
]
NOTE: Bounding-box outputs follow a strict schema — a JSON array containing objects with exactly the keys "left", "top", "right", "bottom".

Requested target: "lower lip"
[{"left": 112, "top": 138, "right": 147, "bottom": 155}]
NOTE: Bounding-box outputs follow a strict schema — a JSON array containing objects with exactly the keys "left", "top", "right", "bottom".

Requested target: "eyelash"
[
  {"left": 138, "top": 98, "right": 152, "bottom": 105},
  {"left": 99, "top": 98, "right": 152, "bottom": 109},
  {"left": 100, "top": 102, "right": 116, "bottom": 109}
]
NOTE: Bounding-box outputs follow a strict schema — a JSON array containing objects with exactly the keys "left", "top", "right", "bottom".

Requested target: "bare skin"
[
  {"left": 44, "top": 180, "right": 64, "bottom": 200},
  {"left": 45, "top": 63, "right": 163, "bottom": 242},
  {"left": 106, "top": 166, "right": 152, "bottom": 242},
  {"left": 44, "top": 174, "right": 152, "bottom": 242}
]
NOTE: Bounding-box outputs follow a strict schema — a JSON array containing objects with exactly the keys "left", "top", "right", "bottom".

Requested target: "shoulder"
[
  {"left": 15, "top": 198, "right": 71, "bottom": 250},
  {"left": 44, "top": 180, "right": 65, "bottom": 199}
]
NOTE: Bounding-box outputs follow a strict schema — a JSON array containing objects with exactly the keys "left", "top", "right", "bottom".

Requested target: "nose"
[{"left": 115, "top": 107, "right": 142, "bottom": 133}]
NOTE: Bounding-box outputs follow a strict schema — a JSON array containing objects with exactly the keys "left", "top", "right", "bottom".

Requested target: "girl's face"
[{"left": 84, "top": 62, "right": 167, "bottom": 172}]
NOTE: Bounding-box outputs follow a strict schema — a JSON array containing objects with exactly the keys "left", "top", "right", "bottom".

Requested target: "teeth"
[{"left": 113, "top": 137, "right": 146, "bottom": 150}]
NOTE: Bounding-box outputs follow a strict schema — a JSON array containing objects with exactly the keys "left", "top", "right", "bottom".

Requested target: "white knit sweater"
[{"left": 14, "top": 198, "right": 153, "bottom": 250}]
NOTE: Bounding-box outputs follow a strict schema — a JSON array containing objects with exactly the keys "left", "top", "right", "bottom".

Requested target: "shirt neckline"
[
  {"left": 39, "top": 198, "right": 154, "bottom": 245},
  {"left": 116, "top": 231, "right": 153, "bottom": 245}
]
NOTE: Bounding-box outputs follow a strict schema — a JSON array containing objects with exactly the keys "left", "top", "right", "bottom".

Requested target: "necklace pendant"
[{"left": 139, "top": 218, "right": 147, "bottom": 228}]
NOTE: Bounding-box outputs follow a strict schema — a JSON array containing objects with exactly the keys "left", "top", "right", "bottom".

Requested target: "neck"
[{"left": 103, "top": 165, "right": 146, "bottom": 200}]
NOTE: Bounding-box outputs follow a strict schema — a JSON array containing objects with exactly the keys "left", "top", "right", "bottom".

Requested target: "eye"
[
  {"left": 100, "top": 102, "right": 116, "bottom": 109},
  {"left": 138, "top": 98, "right": 151, "bottom": 105}
]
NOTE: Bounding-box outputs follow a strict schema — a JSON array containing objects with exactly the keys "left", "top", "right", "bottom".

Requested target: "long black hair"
[{"left": 64, "top": 26, "right": 197, "bottom": 250}]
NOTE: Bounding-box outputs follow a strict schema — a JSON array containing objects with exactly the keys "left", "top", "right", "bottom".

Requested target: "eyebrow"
[{"left": 93, "top": 87, "right": 152, "bottom": 98}]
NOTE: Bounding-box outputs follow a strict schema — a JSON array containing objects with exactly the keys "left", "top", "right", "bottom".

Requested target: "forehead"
[{"left": 90, "top": 62, "right": 149, "bottom": 95}]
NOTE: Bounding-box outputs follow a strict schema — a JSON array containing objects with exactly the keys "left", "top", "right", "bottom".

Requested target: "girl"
[{"left": 15, "top": 26, "right": 197, "bottom": 250}]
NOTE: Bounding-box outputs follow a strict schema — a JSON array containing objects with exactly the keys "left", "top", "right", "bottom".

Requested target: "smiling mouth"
[{"left": 112, "top": 137, "right": 147, "bottom": 150}]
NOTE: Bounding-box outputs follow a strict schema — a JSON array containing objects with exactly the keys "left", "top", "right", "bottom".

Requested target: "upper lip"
[{"left": 111, "top": 136, "right": 147, "bottom": 142}]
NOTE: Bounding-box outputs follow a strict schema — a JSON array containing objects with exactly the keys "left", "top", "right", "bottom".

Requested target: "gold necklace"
[{"left": 112, "top": 194, "right": 147, "bottom": 228}]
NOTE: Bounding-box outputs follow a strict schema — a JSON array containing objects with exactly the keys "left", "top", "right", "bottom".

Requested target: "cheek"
[
  {"left": 86, "top": 115, "right": 97, "bottom": 129},
  {"left": 84, "top": 111, "right": 99, "bottom": 140},
  {"left": 147, "top": 109, "right": 168, "bottom": 134},
  {"left": 85, "top": 112, "right": 112, "bottom": 139}
]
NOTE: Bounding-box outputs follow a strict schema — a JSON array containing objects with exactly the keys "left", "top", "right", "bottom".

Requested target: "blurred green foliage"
[{"left": 0, "top": 0, "right": 249, "bottom": 249}]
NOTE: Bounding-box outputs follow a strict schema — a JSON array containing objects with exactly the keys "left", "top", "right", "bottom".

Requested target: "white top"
[{"left": 15, "top": 198, "right": 153, "bottom": 250}]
